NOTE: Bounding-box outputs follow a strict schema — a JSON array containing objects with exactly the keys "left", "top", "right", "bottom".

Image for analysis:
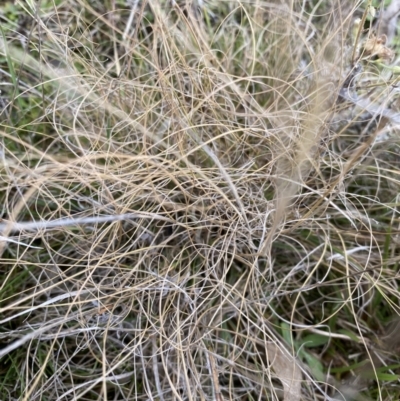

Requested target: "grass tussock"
[{"left": 0, "top": 0, "right": 400, "bottom": 400}]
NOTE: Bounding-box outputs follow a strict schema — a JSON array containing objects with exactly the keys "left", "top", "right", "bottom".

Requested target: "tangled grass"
[{"left": 0, "top": 0, "right": 400, "bottom": 400}]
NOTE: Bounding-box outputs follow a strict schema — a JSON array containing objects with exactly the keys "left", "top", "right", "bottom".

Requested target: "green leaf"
[
  {"left": 362, "top": 363, "right": 400, "bottom": 381},
  {"left": 329, "top": 360, "right": 367, "bottom": 374},
  {"left": 301, "top": 351, "right": 325, "bottom": 382},
  {"left": 301, "top": 334, "right": 329, "bottom": 348},
  {"left": 337, "top": 329, "right": 359, "bottom": 342},
  {"left": 364, "top": 372, "right": 400, "bottom": 381},
  {"left": 280, "top": 322, "right": 293, "bottom": 346}
]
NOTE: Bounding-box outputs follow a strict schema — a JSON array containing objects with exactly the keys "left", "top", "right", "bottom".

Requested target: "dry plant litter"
[{"left": 0, "top": 0, "right": 400, "bottom": 400}]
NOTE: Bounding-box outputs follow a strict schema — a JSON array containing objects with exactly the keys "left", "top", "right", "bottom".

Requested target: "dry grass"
[{"left": 0, "top": 0, "right": 400, "bottom": 400}]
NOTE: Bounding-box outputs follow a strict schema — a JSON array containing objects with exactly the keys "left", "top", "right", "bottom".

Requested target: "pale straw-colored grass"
[{"left": 1, "top": 1, "right": 400, "bottom": 400}]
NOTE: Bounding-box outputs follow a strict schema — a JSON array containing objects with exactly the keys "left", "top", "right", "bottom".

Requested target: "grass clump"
[{"left": 0, "top": 0, "right": 400, "bottom": 400}]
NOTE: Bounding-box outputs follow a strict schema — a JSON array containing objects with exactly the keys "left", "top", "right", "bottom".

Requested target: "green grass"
[{"left": 0, "top": 0, "right": 400, "bottom": 400}]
